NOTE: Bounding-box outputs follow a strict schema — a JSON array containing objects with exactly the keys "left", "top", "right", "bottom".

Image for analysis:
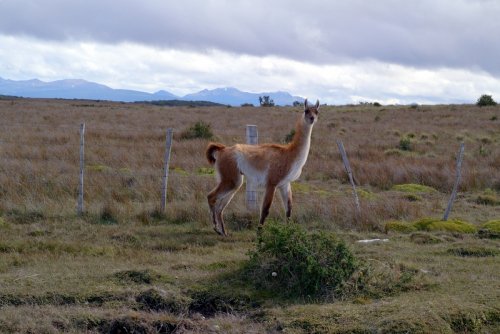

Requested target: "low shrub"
[
  {"left": 247, "top": 220, "right": 359, "bottom": 298},
  {"left": 399, "top": 136, "right": 412, "bottom": 151},
  {"left": 180, "top": 120, "right": 213, "bottom": 139}
]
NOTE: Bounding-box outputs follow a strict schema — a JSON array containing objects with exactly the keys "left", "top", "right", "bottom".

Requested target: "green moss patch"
[
  {"left": 291, "top": 183, "right": 329, "bottom": 196},
  {"left": 385, "top": 221, "right": 417, "bottom": 234},
  {"left": 386, "top": 218, "right": 476, "bottom": 234},
  {"left": 412, "top": 218, "right": 476, "bottom": 233},
  {"left": 169, "top": 167, "right": 189, "bottom": 175},
  {"left": 0, "top": 217, "right": 7, "bottom": 227},
  {"left": 392, "top": 184, "right": 438, "bottom": 193},
  {"left": 481, "top": 220, "right": 500, "bottom": 233},
  {"left": 195, "top": 167, "right": 216, "bottom": 175}
]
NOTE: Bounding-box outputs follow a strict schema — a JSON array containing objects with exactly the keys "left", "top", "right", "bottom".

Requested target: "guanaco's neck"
[{"left": 288, "top": 118, "right": 313, "bottom": 156}]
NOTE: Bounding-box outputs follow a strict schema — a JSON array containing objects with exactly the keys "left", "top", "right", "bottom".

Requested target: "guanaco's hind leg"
[
  {"left": 278, "top": 183, "right": 293, "bottom": 220},
  {"left": 258, "top": 184, "right": 277, "bottom": 229},
  {"left": 214, "top": 174, "right": 243, "bottom": 236},
  {"left": 207, "top": 173, "right": 243, "bottom": 236}
]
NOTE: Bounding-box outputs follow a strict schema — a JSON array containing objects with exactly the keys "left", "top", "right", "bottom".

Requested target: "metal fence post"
[
  {"left": 443, "top": 143, "right": 465, "bottom": 221},
  {"left": 78, "top": 123, "right": 85, "bottom": 215},
  {"left": 161, "top": 128, "right": 173, "bottom": 212},
  {"left": 337, "top": 140, "right": 361, "bottom": 225}
]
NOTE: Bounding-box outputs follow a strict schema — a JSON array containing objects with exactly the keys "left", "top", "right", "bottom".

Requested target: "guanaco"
[{"left": 206, "top": 99, "right": 319, "bottom": 236}]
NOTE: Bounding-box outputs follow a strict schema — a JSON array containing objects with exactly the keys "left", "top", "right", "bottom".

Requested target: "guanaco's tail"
[{"left": 206, "top": 142, "right": 226, "bottom": 165}]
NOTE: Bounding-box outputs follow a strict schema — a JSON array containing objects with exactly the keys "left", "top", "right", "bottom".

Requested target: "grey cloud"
[{"left": 1, "top": 0, "right": 499, "bottom": 75}]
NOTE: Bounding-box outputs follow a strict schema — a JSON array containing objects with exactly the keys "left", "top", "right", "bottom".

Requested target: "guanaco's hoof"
[{"left": 213, "top": 227, "right": 224, "bottom": 236}]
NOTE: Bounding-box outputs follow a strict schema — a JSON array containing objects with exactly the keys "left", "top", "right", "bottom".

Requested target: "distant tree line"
[
  {"left": 136, "top": 100, "right": 226, "bottom": 107},
  {"left": 0, "top": 94, "right": 21, "bottom": 99}
]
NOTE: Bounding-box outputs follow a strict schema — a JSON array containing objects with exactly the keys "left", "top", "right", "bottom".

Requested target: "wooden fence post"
[
  {"left": 443, "top": 143, "right": 465, "bottom": 221},
  {"left": 78, "top": 123, "right": 85, "bottom": 215},
  {"left": 246, "top": 125, "right": 258, "bottom": 209},
  {"left": 337, "top": 140, "right": 361, "bottom": 224},
  {"left": 161, "top": 128, "right": 173, "bottom": 212}
]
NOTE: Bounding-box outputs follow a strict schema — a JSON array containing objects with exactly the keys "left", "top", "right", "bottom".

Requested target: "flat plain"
[{"left": 1, "top": 97, "right": 500, "bottom": 333}]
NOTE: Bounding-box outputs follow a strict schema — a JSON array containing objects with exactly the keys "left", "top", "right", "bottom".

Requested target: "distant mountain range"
[{"left": 0, "top": 77, "right": 304, "bottom": 106}]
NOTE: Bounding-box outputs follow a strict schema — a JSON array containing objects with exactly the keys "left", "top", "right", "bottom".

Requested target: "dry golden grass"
[{"left": 1, "top": 98, "right": 500, "bottom": 333}]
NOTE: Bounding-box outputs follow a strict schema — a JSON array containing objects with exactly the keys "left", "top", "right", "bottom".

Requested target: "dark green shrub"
[
  {"left": 284, "top": 128, "right": 295, "bottom": 143},
  {"left": 248, "top": 220, "right": 359, "bottom": 298},
  {"left": 181, "top": 120, "right": 213, "bottom": 139},
  {"left": 373, "top": 102, "right": 381, "bottom": 107},
  {"left": 99, "top": 203, "right": 119, "bottom": 225},
  {"left": 476, "top": 94, "right": 497, "bottom": 107},
  {"left": 241, "top": 103, "right": 254, "bottom": 107},
  {"left": 399, "top": 136, "right": 412, "bottom": 151},
  {"left": 293, "top": 101, "right": 304, "bottom": 107}
]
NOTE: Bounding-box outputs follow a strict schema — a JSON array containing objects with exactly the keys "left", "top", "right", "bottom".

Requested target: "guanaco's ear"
[
  {"left": 304, "top": 98, "right": 308, "bottom": 110},
  {"left": 315, "top": 100, "right": 320, "bottom": 110}
]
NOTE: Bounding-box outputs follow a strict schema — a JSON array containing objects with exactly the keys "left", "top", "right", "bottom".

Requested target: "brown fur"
[{"left": 206, "top": 99, "right": 319, "bottom": 236}]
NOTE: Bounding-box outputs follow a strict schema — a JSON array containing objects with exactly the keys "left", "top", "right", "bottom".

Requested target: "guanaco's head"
[{"left": 303, "top": 98, "right": 319, "bottom": 125}]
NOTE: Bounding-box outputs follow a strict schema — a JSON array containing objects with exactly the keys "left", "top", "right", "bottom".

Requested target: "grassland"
[{"left": 1, "top": 98, "right": 500, "bottom": 333}]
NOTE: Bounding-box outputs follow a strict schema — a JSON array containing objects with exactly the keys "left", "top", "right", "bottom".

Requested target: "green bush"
[
  {"left": 181, "top": 120, "right": 213, "bottom": 139},
  {"left": 373, "top": 102, "right": 381, "bottom": 107},
  {"left": 248, "top": 220, "right": 359, "bottom": 298},
  {"left": 476, "top": 94, "right": 497, "bottom": 107},
  {"left": 284, "top": 128, "right": 295, "bottom": 143},
  {"left": 399, "top": 136, "right": 412, "bottom": 151}
]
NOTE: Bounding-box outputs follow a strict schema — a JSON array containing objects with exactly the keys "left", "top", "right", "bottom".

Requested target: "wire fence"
[{"left": 1, "top": 122, "right": 499, "bottom": 218}]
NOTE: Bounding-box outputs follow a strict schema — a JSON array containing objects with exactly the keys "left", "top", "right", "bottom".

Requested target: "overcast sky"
[{"left": 0, "top": 0, "right": 499, "bottom": 105}]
